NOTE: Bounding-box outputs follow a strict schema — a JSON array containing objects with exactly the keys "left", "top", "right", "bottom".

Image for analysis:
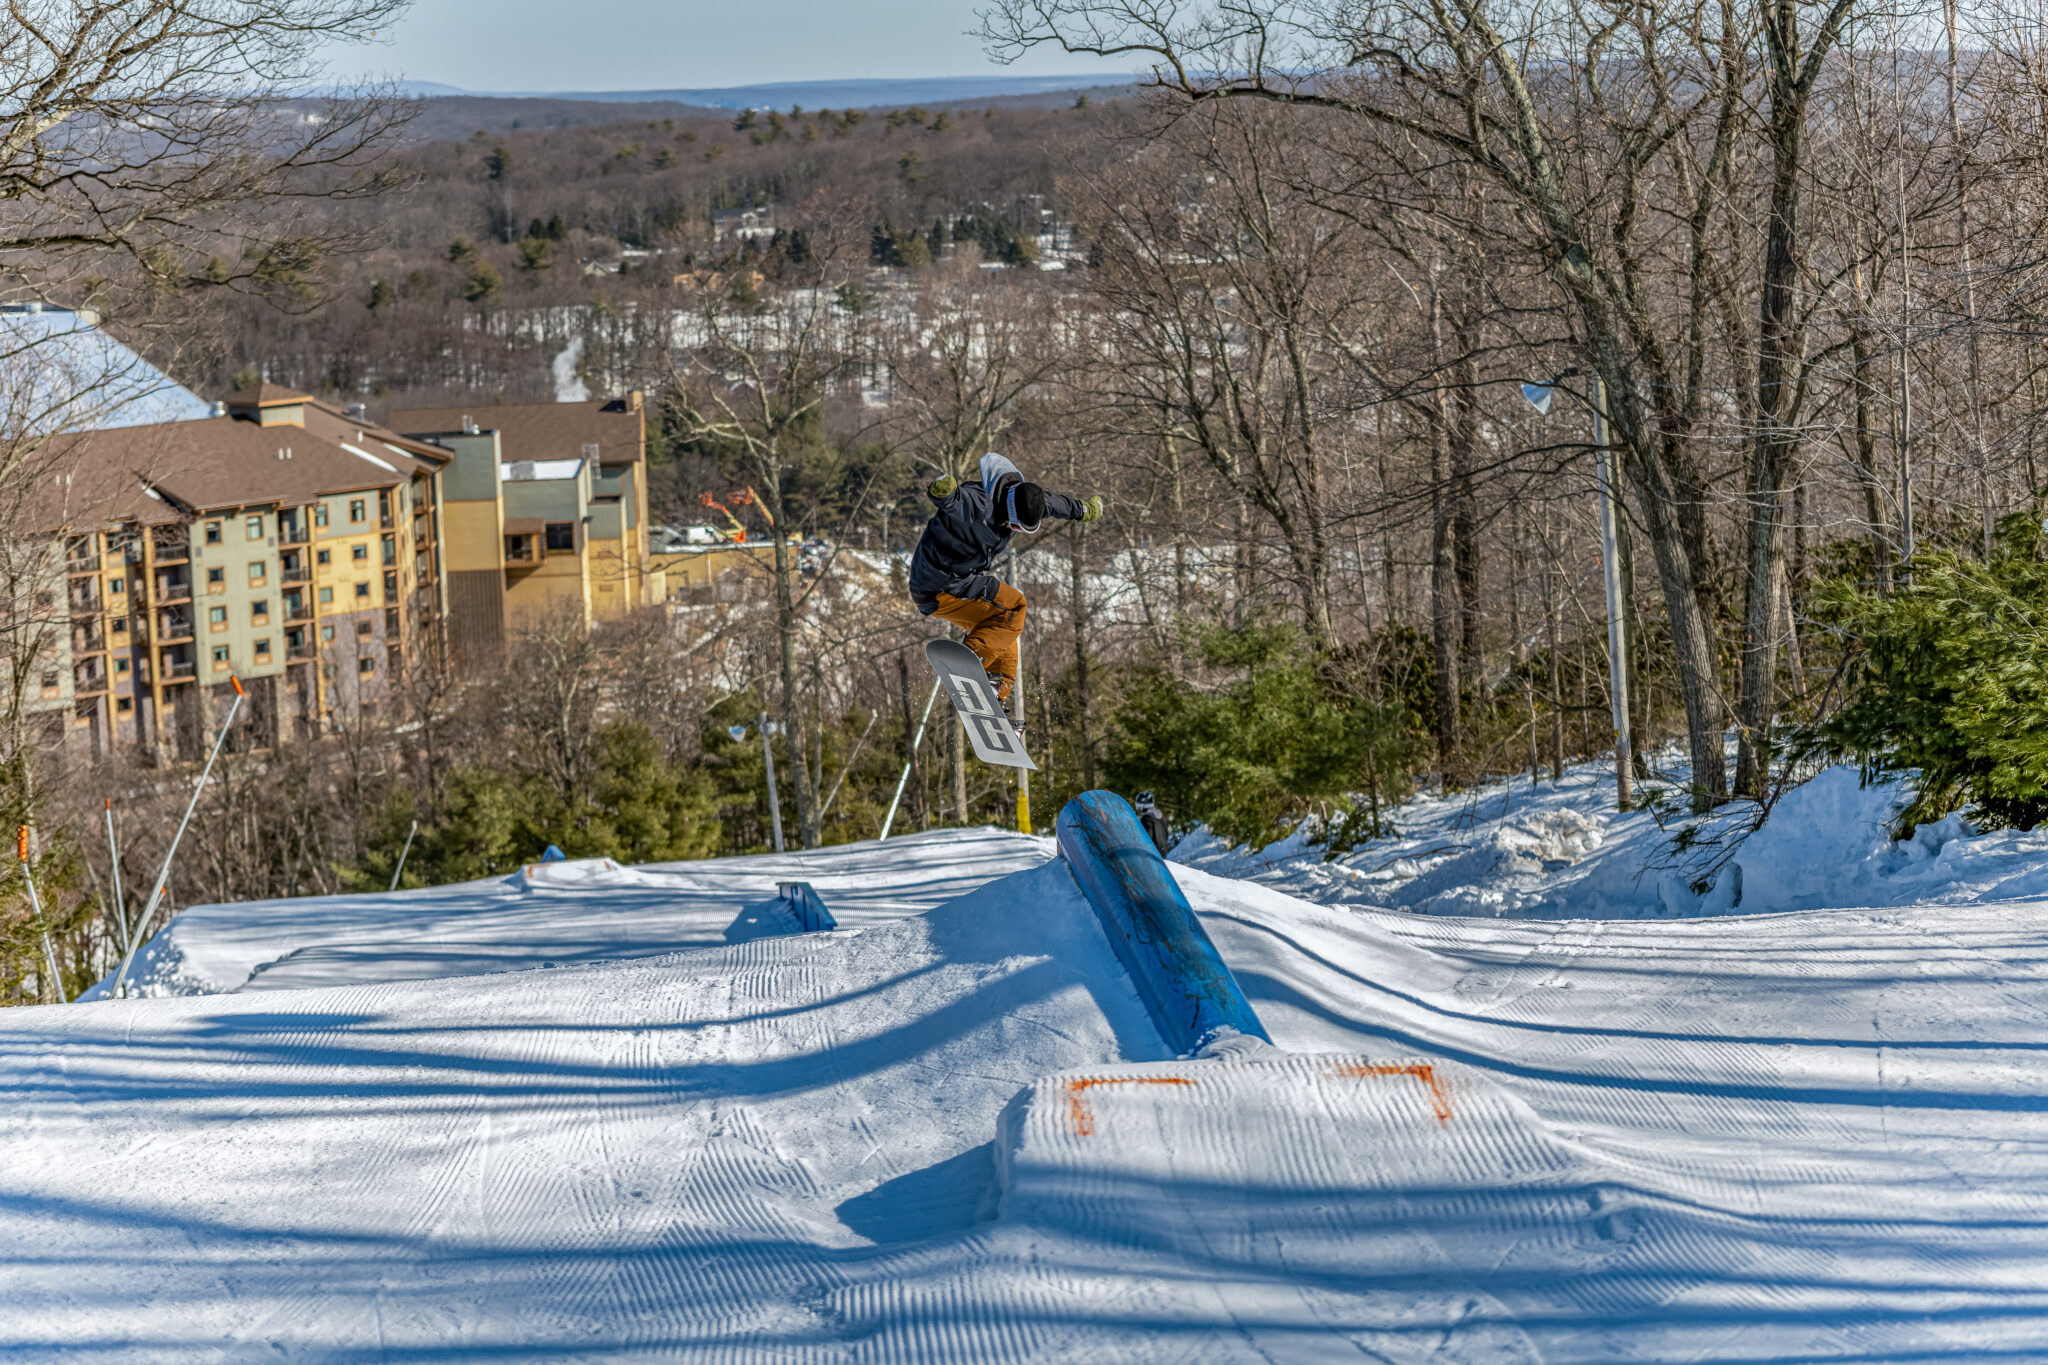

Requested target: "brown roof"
[
  {"left": 221, "top": 383, "right": 314, "bottom": 407},
  {"left": 389, "top": 397, "right": 645, "bottom": 464},
  {"left": 38, "top": 408, "right": 445, "bottom": 533}
]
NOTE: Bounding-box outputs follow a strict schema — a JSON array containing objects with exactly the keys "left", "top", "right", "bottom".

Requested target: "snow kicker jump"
[{"left": 927, "top": 637, "right": 1036, "bottom": 770}]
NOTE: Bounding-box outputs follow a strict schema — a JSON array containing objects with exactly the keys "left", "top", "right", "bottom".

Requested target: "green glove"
[
  {"left": 1081, "top": 495, "right": 1104, "bottom": 523},
  {"left": 927, "top": 474, "right": 958, "bottom": 500}
]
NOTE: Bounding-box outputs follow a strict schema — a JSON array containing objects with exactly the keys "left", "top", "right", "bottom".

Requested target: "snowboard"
[{"left": 926, "top": 638, "right": 1037, "bottom": 771}]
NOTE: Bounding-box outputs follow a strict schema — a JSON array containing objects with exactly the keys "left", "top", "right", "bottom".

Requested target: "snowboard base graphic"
[{"left": 925, "top": 638, "right": 1037, "bottom": 771}]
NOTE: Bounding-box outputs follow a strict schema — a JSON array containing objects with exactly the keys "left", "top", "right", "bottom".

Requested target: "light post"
[
  {"left": 1522, "top": 371, "right": 1633, "bottom": 811},
  {"left": 730, "top": 718, "right": 786, "bottom": 852}
]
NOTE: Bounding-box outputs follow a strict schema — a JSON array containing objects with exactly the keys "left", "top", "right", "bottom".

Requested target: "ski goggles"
[{"left": 1004, "top": 486, "right": 1041, "bottom": 535}]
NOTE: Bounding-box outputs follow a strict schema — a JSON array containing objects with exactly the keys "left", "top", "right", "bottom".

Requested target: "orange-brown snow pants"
[{"left": 931, "top": 582, "right": 1026, "bottom": 703}]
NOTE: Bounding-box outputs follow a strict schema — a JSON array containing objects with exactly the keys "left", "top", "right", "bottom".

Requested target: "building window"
[
  {"left": 384, "top": 608, "right": 400, "bottom": 635},
  {"left": 358, "top": 655, "right": 375, "bottom": 675},
  {"left": 352, "top": 544, "right": 368, "bottom": 562},
  {"left": 545, "top": 522, "right": 575, "bottom": 552},
  {"left": 40, "top": 670, "right": 58, "bottom": 696},
  {"left": 317, "top": 549, "right": 331, "bottom": 565},
  {"left": 255, "top": 638, "right": 272, "bottom": 660},
  {"left": 313, "top": 503, "right": 329, "bottom": 528},
  {"left": 208, "top": 606, "right": 227, "bottom": 626},
  {"left": 117, "top": 697, "right": 132, "bottom": 713},
  {"left": 320, "top": 624, "right": 336, "bottom": 641},
  {"left": 245, "top": 515, "right": 263, "bottom": 540},
  {"left": 251, "top": 600, "right": 269, "bottom": 621},
  {"left": 355, "top": 583, "right": 370, "bottom": 600},
  {"left": 349, "top": 498, "right": 366, "bottom": 523},
  {"left": 318, "top": 587, "right": 333, "bottom": 604},
  {"left": 355, "top": 620, "right": 373, "bottom": 638},
  {"left": 205, "top": 521, "right": 223, "bottom": 544},
  {"left": 109, "top": 576, "right": 124, "bottom": 594},
  {"left": 114, "top": 658, "right": 130, "bottom": 675},
  {"left": 211, "top": 646, "right": 230, "bottom": 669},
  {"left": 247, "top": 561, "right": 265, "bottom": 582},
  {"left": 112, "top": 617, "right": 127, "bottom": 635},
  {"left": 207, "top": 567, "right": 224, "bottom": 586}
]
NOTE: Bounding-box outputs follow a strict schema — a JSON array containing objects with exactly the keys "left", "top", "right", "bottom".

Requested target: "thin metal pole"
[
  {"left": 879, "top": 680, "right": 943, "bottom": 841},
  {"left": 23, "top": 827, "right": 62, "bottom": 1003},
  {"left": 388, "top": 818, "right": 419, "bottom": 893},
  {"left": 1591, "top": 376, "right": 1634, "bottom": 811},
  {"left": 1010, "top": 547, "right": 1031, "bottom": 835},
  {"left": 760, "top": 712, "right": 785, "bottom": 853},
  {"left": 104, "top": 798, "right": 130, "bottom": 957},
  {"left": 112, "top": 677, "right": 244, "bottom": 999}
]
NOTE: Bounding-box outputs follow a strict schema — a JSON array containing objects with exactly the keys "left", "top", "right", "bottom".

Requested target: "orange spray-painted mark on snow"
[
  {"left": 1326, "top": 1063, "right": 1453, "bottom": 1125},
  {"left": 1065, "top": 1076, "right": 1197, "bottom": 1137}
]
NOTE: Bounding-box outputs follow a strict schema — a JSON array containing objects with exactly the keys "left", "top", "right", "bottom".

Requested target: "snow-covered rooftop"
[
  {"left": 0, "top": 303, "right": 211, "bottom": 434},
  {"left": 501, "top": 457, "right": 584, "bottom": 482}
]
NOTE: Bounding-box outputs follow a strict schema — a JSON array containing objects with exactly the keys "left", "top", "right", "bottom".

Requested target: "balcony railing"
[
  {"left": 282, "top": 563, "right": 311, "bottom": 585},
  {"left": 72, "top": 662, "right": 107, "bottom": 695},
  {"left": 153, "top": 575, "right": 191, "bottom": 604},
  {"left": 150, "top": 529, "right": 189, "bottom": 563},
  {"left": 67, "top": 582, "right": 100, "bottom": 614},
  {"left": 287, "top": 642, "right": 317, "bottom": 661},
  {"left": 71, "top": 623, "right": 104, "bottom": 654},
  {"left": 159, "top": 658, "right": 196, "bottom": 681},
  {"left": 284, "top": 601, "right": 313, "bottom": 623},
  {"left": 278, "top": 521, "right": 310, "bottom": 546},
  {"left": 156, "top": 611, "right": 193, "bottom": 641}
]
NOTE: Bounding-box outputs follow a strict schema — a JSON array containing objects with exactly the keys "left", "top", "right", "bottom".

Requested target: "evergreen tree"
[{"left": 1819, "top": 515, "right": 2048, "bottom": 834}]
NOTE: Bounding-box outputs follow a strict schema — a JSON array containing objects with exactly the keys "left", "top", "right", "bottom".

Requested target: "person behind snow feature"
[
  {"left": 908, "top": 452, "right": 1101, "bottom": 706},
  {"left": 1134, "top": 791, "right": 1172, "bottom": 858}
]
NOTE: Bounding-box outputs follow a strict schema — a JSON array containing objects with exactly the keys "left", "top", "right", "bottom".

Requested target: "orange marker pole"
[{"left": 111, "top": 676, "right": 245, "bottom": 998}]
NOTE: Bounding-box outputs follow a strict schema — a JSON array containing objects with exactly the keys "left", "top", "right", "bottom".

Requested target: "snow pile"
[{"left": 1175, "top": 757, "right": 2048, "bottom": 920}]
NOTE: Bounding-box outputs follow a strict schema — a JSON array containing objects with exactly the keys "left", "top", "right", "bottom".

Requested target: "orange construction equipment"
[
  {"left": 698, "top": 491, "right": 747, "bottom": 544},
  {"left": 729, "top": 486, "right": 775, "bottom": 529}
]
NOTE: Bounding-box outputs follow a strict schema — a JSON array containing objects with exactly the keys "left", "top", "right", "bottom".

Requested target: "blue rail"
[{"left": 1056, "top": 791, "right": 1270, "bottom": 1055}]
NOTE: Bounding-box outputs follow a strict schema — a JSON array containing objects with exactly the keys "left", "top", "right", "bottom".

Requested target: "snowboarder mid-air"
[
  {"left": 1135, "top": 791, "right": 1173, "bottom": 858},
  {"left": 908, "top": 452, "right": 1101, "bottom": 706}
]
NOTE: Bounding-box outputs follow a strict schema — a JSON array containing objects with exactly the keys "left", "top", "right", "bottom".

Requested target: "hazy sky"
[{"left": 326, "top": 0, "right": 1131, "bottom": 93}]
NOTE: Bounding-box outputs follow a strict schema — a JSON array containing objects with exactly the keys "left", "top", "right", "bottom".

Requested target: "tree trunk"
[
  {"left": 1846, "top": 310, "right": 1893, "bottom": 592},
  {"left": 1735, "top": 53, "right": 1814, "bottom": 800},
  {"left": 950, "top": 716, "right": 967, "bottom": 822},
  {"left": 1070, "top": 521, "right": 1097, "bottom": 791},
  {"left": 1429, "top": 424, "right": 1460, "bottom": 770},
  {"left": 770, "top": 521, "right": 820, "bottom": 847},
  {"left": 1450, "top": 341, "right": 1483, "bottom": 690}
]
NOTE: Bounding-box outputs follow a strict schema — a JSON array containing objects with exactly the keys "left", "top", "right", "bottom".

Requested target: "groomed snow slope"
[
  {"left": 90, "top": 828, "right": 1046, "bottom": 997},
  {"left": 7, "top": 804, "right": 2048, "bottom": 1359}
]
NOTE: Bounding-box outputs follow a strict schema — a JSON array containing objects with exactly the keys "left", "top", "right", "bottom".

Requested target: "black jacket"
[
  {"left": 907, "top": 454, "right": 1086, "bottom": 612},
  {"left": 1138, "top": 806, "right": 1172, "bottom": 858}
]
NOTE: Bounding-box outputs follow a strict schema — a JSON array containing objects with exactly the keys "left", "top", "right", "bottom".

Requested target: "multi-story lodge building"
[
  {"left": 52, "top": 386, "right": 449, "bottom": 759},
  {"left": 43, "top": 383, "right": 660, "bottom": 761},
  {"left": 388, "top": 396, "right": 654, "bottom": 662}
]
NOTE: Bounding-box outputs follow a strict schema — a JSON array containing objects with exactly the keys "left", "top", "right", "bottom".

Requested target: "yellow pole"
[{"left": 1011, "top": 548, "right": 1031, "bottom": 835}]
